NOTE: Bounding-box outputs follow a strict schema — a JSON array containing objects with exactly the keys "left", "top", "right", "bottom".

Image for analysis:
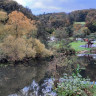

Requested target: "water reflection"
[
  {"left": 8, "top": 80, "right": 40, "bottom": 96},
  {"left": 8, "top": 78, "right": 56, "bottom": 96},
  {"left": 81, "top": 64, "right": 96, "bottom": 81},
  {"left": 0, "top": 56, "right": 96, "bottom": 96},
  {"left": 78, "top": 54, "right": 96, "bottom": 81},
  {"left": 80, "top": 44, "right": 96, "bottom": 48},
  {"left": 0, "top": 60, "right": 49, "bottom": 96},
  {"left": 77, "top": 54, "right": 96, "bottom": 60}
]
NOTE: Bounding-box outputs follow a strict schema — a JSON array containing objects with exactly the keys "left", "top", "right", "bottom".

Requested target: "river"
[{"left": 0, "top": 55, "right": 96, "bottom": 96}]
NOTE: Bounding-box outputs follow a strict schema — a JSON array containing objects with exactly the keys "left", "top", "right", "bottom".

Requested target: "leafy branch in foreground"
[{"left": 54, "top": 65, "right": 95, "bottom": 96}]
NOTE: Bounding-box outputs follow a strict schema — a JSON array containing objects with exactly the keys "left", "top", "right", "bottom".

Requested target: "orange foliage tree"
[{"left": 6, "top": 11, "right": 37, "bottom": 38}]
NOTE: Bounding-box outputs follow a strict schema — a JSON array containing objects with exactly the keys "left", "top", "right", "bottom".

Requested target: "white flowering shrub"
[{"left": 54, "top": 65, "right": 93, "bottom": 96}]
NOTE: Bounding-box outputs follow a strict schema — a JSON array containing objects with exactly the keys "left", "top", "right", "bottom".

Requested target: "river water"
[{"left": 0, "top": 55, "right": 96, "bottom": 96}]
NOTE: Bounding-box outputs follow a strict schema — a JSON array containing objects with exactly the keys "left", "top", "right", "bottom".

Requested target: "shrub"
[
  {"left": 55, "top": 74, "right": 91, "bottom": 96},
  {"left": 54, "top": 65, "right": 94, "bottom": 96}
]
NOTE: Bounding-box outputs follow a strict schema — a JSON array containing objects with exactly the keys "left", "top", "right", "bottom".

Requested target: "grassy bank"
[{"left": 70, "top": 41, "right": 91, "bottom": 52}]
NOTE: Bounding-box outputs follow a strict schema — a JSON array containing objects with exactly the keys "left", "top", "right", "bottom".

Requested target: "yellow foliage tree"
[
  {"left": 34, "top": 39, "right": 52, "bottom": 57},
  {"left": 0, "top": 35, "right": 36, "bottom": 61},
  {"left": 0, "top": 10, "right": 8, "bottom": 22},
  {"left": 0, "top": 11, "right": 9, "bottom": 41},
  {"left": 0, "top": 35, "right": 52, "bottom": 61}
]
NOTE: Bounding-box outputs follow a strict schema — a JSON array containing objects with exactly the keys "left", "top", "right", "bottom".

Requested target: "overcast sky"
[{"left": 14, "top": 0, "right": 96, "bottom": 15}]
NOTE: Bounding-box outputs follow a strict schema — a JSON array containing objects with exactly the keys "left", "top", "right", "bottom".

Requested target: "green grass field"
[
  {"left": 49, "top": 40, "right": 92, "bottom": 52},
  {"left": 74, "top": 22, "right": 86, "bottom": 25},
  {"left": 70, "top": 41, "right": 91, "bottom": 52}
]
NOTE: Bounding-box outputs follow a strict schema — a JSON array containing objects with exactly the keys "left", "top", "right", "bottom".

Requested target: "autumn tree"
[
  {"left": 0, "top": 11, "right": 9, "bottom": 41},
  {"left": 6, "top": 11, "right": 37, "bottom": 38},
  {"left": 0, "top": 35, "right": 35, "bottom": 61},
  {"left": 0, "top": 10, "right": 8, "bottom": 22},
  {"left": 0, "top": 35, "right": 52, "bottom": 61}
]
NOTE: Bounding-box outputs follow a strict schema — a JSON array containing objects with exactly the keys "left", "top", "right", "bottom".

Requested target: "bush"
[
  {"left": 55, "top": 74, "right": 91, "bottom": 96},
  {"left": 54, "top": 65, "right": 94, "bottom": 96}
]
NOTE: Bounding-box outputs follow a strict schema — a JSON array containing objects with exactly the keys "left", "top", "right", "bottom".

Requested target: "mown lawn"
[{"left": 69, "top": 41, "right": 91, "bottom": 52}]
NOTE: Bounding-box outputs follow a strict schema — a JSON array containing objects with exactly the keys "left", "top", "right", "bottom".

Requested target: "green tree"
[
  {"left": 54, "top": 27, "right": 73, "bottom": 40},
  {"left": 86, "top": 10, "right": 96, "bottom": 32},
  {"left": 73, "top": 27, "right": 90, "bottom": 38}
]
